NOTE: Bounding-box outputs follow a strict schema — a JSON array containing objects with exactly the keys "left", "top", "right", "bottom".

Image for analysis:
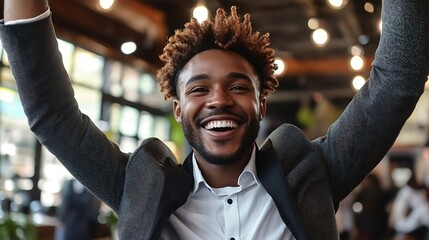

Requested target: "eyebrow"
[
  {"left": 228, "top": 72, "right": 252, "bottom": 82},
  {"left": 185, "top": 72, "right": 252, "bottom": 87}
]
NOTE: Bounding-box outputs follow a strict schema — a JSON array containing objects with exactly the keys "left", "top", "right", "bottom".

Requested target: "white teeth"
[{"left": 205, "top": 120, "right": 238, "bottom": 130}]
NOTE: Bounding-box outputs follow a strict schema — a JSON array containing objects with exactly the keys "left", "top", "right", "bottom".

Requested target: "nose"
[{"left": 206, "top": 88, "right": 234, "bottom": 109}]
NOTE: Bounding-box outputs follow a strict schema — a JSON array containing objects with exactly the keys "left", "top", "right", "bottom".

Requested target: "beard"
[{"left": 181, "top": 113, "right": 260, "bottom": 165}]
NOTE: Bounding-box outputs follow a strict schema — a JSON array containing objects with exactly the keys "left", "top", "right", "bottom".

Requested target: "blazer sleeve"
[
  {"left": 0, "top": 16, "right": 128, "bottom": 211},
  {"left": 316, "top": 0, "right": 429, "bottom": 201}
]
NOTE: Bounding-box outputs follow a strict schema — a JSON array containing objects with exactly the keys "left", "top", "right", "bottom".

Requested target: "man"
[
  {"left": 55, "top": 178, "right": 101, "bottom": 240},
  {"left": 1, "top": 0, "right": 428, "bottom": 239}
]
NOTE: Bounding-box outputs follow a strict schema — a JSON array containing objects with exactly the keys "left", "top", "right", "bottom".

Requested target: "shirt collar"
[{"left": 191, "top": 145, "right": 260, "bottom": 193}]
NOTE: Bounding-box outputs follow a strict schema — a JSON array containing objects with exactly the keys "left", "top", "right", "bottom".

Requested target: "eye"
[
  {"left": 187, "top": 86, "right": 209, "bottom": 95},
  {"left": 230, "top": 84, "right": 250, "bottom": 93},
  {"left": 191, "top": 87, "right": 208, "bottom": 92}
]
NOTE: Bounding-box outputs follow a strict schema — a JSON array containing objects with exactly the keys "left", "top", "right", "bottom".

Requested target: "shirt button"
[
  {"left": 227, "top": 198, "right": 233, "bottom": 204},
  {"left": 230, "top": 238, "right": 235, "bottom": 240}
]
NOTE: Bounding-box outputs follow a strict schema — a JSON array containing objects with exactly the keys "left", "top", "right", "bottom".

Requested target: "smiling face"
[{"left": 174, "top": 49, "right": 266, "bottom": 166}]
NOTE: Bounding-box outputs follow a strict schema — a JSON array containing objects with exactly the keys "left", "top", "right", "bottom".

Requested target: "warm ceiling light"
[
  {"left": 350, "top": 55, "right": 365, "bottom": 71},
  {"left": 193, "top": 4, "right": 209, "bottom": 23},
  {"left": 312, "top": 28, "right": 329, "bottom": 47},
  {"left": 121, "top": 41, "right": 137, "bottom": 55},
  {"left": 364, "top": 2, "right": 375, "bottom": 13},
  {"left": 352, "top": 75, "right": 366, "bottom": 90},
  {"left": 327, "top": 0, "right": 348, "bottom": 9},
  {"left": 307, "top": 18, "right": 320, "bottom": 30},
  {"left": 99, "top": 0, "right": 115, "bottom": 10},
  {"left": 274, "top": 58, "right": 286, "bottom": 76},
  {"left": 350, "top": 45, "right": 363, "bottom": 56}
]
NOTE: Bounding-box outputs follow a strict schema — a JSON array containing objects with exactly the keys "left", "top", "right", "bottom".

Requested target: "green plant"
[{"left": 0, "top": 214, "right": 37, "bottom": 240}]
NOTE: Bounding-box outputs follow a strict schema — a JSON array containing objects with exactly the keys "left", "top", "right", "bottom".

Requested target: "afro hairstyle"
[{"left": 157, "top": 6, "right": 279, "bottom": 99}]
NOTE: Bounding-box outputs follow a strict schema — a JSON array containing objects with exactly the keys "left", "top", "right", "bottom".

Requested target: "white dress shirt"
[{"left": 161, "top": 147, "right": 294, "bottom": 240}]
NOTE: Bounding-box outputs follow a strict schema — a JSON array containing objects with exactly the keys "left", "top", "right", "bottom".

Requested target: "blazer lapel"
[{"left": 256, "top": 140, "right": 308, "bottom": 240}]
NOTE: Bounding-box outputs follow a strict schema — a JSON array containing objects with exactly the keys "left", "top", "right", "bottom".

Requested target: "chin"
[
  {"left": 198, "top": 145, "right": 251, "bottom": 165},
  {"left": 201, "top": 152, "right": 241, "bottom": 165}
]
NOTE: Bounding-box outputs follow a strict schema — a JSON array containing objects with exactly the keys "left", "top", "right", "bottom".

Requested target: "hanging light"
[
  {"left": 121, "top": 41, "right": 137, "bottom": 55},
  {"left": 274, "top": 57, "right": 287, "bottom": 76},
  {"left": 350, "top": 55, "right": 365, "bottom": 71},
  {"left": 98, "top": 0, "right": 115, "bottom": 11},
  {"left": 193, "top": 2, "right": 209, "bottom": 23},
  {"left": 350, "top": 45, "right": 364, "bottom": 56},
  {"left": 364, "top": 2, "right": 375, "bottom": 13},
  {"left": 312, "top": 28, "right": 330, "bottom": 47},
  {"left": 307, "top": 18, "right": 320, "bottom": 30},
  {"left": 326, "top": 0, "right": 348, "bottom": 9},
  {"left": 352, "top": 75, "right": 366, "bottom": 90}
]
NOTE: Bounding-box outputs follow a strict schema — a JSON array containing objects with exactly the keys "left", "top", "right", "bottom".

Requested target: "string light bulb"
[
  {"left": 327, "top": 0, "right": 348, "bottom": 9},
  {"left": 274, "top": 57, "right": 286, "bottom": 76},
  {"left": 98, "top": 0, "right": 115, "bottom": 11},
  {"left": 312, "top": 28, "right": 330, "bottom": 47},
  {"left": 352, "top": 75, "right": 366, "bottom": 90},
  {"left": 350, "top": 55, "right": 365, "bottom": 71},
  {"left": 307, "top": 18, "right": 320, "bottom": 30},
  {"left": 121, "top": 41, "right": 137, "bottom": 55},
  {"left": 364, "top": 2, "right": 375, "bottom": 13},
  {"left": 193, "top": 3, "right": 209, "bottom": 23}
]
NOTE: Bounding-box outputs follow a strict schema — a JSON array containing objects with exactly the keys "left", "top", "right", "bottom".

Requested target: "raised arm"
[
  {"left": 4, "top": 0, "right": 48, "bottom": 22},
  {"left": 319, "top": 0, "right": 429, "bottom": 201},
  {"left": 1, "top": 0, "right": 129, "bottom": 211}
]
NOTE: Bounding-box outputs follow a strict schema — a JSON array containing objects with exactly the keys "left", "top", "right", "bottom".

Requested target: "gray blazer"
[{"left": 1, "top": 0, "right": 428, "bottom": 239}]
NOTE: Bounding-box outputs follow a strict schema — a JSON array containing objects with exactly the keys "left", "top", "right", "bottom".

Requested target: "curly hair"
[{"left": 157, "top": 6, "right": 279, "bottom": 99}]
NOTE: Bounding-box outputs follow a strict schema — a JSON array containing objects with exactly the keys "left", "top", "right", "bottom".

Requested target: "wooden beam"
[
  {"left": 75, "top": 0, "right": 168, "bottom": 44},
  {"left": 281, "top": 55, "right": 374, "bottom": 76},
  {"left": 49, "top": 0, "right": 163, "bottom": 68}
]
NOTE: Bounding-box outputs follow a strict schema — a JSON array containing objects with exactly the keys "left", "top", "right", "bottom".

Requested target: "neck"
[{"left": 194, "top": 148, "right": 253, "bottom": 188}]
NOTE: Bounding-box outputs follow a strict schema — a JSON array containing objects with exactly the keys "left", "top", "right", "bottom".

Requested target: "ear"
[
  {"left": 259, "top": 96, "right": 267, "bottom": 121},
  {"left": 173, "top": 99, "right": 182, "bottom": 123}
]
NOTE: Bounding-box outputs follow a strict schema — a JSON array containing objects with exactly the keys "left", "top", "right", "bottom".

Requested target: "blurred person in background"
[
  {"left": 389, "top": 172, "right": 429, "bottom": 240},
  {"left": 353, "top": 174, "right": 391, "bottom": 240},
  {"left": 55, "top": 178, "right": 101, "bottom": 240}
]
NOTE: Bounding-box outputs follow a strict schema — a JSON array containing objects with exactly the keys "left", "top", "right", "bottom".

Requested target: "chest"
[{"left": 161, "top": 183, "right": 293, "bottom": 240}]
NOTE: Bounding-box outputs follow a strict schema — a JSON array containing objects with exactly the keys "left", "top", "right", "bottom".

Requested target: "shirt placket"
[{"left": 224, "top": 193, "right": 240, "bottom": 240}]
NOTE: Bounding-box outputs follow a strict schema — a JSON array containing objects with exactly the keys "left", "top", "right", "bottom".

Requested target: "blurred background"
[{"left": 0, "top": 0, "right": 429, "bottom": 239}]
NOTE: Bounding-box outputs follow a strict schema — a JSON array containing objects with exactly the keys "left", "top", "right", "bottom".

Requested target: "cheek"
[
  {"left": 250, "top": 98, "right": 261, "bottom": 113},
  {"left": 180, "top": 100, "right": 201, "bottom": 120}
]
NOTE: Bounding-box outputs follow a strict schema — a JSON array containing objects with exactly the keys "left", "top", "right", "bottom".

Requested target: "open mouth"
[{"left": 204, "top": 120, "right": 238, "bottom": 132}]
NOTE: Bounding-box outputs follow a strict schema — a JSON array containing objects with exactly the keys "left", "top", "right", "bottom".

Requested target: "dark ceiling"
[
  {"left": 141, "top": 0, "right": 381, "bottom": 99},
  {"left": 2, "top": 0, "right": 383, "bottom": 131}
]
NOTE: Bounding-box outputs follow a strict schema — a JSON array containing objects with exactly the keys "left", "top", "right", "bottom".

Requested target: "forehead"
[{"left": 177, "top": 49, "right": 258, "bottom": 85}]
